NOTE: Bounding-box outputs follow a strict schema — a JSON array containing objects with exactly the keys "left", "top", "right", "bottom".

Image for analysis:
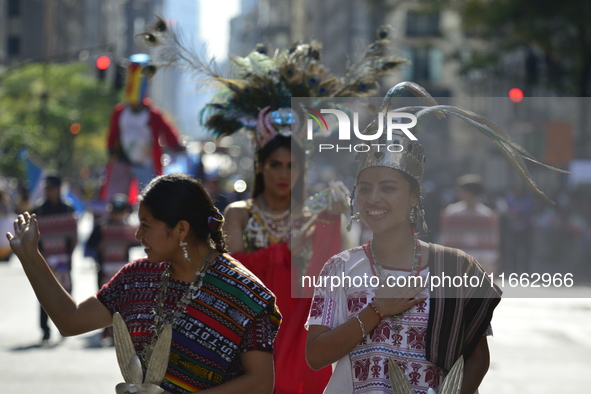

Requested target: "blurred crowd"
[{"left": 422, "top": 183, "right": 591, "bottom": 281}]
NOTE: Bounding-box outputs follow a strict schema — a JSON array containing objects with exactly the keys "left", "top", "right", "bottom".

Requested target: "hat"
[
  {"left": 456, "top": 174, "right": 484, "bottom": 195},
  {"left": 44, "top": 175, "right": 62, "bottom": 188},
  {"left": 356, "top": 126, "right": 426, "bottom": 184},
  {"left": 109, "top": 194, "right": 130, "bottom": 212}
]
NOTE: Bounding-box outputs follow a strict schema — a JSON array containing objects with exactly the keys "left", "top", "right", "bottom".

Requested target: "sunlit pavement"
[
  {"left": 481, "top": 292, "right": 591, "bottom": 393},
  {"left": 0, "top": 212, "right": 123, "bottom": 393},
  {"left": 1, "top": 212, "right": 590, "bottom": 393}
]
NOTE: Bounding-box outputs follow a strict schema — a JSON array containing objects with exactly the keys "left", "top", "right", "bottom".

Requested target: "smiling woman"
[
  {"left": 356, "top": 167, "right": 419, "bottom": 238},
  {"left": 7, "top": 173, "right": 281, "bottom": 394},
  {"left": 305, "top": 86, "right": 505, "bottom": 394}
]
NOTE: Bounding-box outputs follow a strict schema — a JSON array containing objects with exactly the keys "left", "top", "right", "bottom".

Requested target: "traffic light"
[
  {"left": 508, "top": 88, "right": 524, "bottom": 103},
  {"left": 96, "top": 56, "right": 111, "bottom": 81}
]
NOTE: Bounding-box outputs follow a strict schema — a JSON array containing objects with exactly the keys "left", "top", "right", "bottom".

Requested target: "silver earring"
[
  {"left": 409, "top": 207, "right": 416, "bottom": 223},
  {"left": 179, "top": 240, "right": 190, "bottom": 262},
  {"left": 346, "top": 213, "right": 361, "bottom": 232}
]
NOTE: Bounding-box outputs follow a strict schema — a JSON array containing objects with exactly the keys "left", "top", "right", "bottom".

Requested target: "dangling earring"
[
  {"left": 409, "top": 206, "right": 417, "bottom": 224},
  {"left": 180, "top": 240, "right": 190, "bottom": 263},
  {"left": 346, "top": 184, "right": 358, "bottom": 232}
]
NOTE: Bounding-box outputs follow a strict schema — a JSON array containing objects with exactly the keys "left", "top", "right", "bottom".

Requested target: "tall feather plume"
[
  {"left": 137, "top": 17, "right": 407, "bottom": 139},
  {"left": 378, "top": 82, "right": 568, "bottom": 204},
  {"left": 137, "top": 15, "right": 223, "bottom": 82},
  {"left": 333, "top": 25, "right": 408, "bottom": 97}
]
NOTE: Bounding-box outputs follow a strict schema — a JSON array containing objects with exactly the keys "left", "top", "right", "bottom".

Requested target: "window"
[
  {"left": 8, "top": 0, "right": 20, "bottom": 17},
  {"left": 402, "top": 46, "right": 442, "bottom": 83},
  {"left": 406, "top": 11, "right": 440, "bottom": 37},
  {"left": 8, "top": 36, "right": 20, "bottom": 56}
]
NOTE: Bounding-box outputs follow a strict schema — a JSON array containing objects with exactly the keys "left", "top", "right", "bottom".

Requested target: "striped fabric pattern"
[
  {"left": 426, "top": 243, "right": 502, "bottom": 371},
  {"left": 97, "top": 254, "right": 281, "bottom": 393}
]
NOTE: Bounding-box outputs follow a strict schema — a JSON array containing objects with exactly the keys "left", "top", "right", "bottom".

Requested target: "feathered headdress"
[
  {"left": 137, "top": 17, "right": 407, "bottom": 150},
  {"left": 345, "top": 82, "right": 568, "bottom": 233}
]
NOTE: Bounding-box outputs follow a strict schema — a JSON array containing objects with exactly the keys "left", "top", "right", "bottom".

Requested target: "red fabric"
[
  {"left": 128, "top": 178, "right": 139, "bottom": 205},
  {"left": 231, "top": 212, "right": 342, "bottom": 394},
  {"left": 99, "top": 159, "right": 139, "bottom": 204},
  {"left": 106, "top": 99, "right": 184, "bottom": 175}
]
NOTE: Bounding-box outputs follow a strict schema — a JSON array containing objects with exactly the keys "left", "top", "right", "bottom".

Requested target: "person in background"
[
  {"left": 103, "top": 53, "right": 185, "bottom": 200},
  {"left": 443, "top": 175, "right": 494, "bottom": 217},
  {"left": 85, "top": 193, "right": 139, "bottom": 345},
  {"left": 224, "top": 132, "right": 346, "bottom": 394},
  {"left": 15, "top": 183, "right": 32, "bottom": 215},
  {"left": 504, "top": 184, "right": 534, "bottom": 274},
  {"left": 439, "top": 174, "right": 500, "bottom": 275},
  {"left": 32, "top": 174, "right": 78, "bottom": 346}
]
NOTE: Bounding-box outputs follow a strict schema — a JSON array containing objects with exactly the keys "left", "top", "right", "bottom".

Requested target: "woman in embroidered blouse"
[
  {"left": 7, "top": 173, "right": 280, "bottom": 394},
  {"left": 224, "top": 133, "right": 344, "bottom": 394},
  {"left": 305, "top": 127, "right": 501, "bottom": 393}
]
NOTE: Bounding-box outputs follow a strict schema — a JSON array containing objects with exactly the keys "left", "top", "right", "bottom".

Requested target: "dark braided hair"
[
  {"left": 207, "top": 209, "right": 226, "bottom": 252},
  {"left": 139, "top": 173, "right": 228, "bottom": 253}
]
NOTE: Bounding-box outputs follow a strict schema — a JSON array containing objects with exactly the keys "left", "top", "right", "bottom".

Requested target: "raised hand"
[{"left": 6, "top": 212, "right": 40, "bottom": 259}]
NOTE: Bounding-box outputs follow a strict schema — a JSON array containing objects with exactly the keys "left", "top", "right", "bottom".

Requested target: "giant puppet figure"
[{"left": 103, "top": 54, "right": 185, "bottom": 202}]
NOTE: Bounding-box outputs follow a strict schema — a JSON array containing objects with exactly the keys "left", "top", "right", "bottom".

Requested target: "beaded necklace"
[
  {"left": 141, "top": 248, "right": 214, "bottom": 365},
  {"left": 246, "top": 197, "right": 291, "bottom": 248}
]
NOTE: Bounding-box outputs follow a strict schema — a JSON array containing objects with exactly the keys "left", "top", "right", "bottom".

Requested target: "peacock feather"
[{"left": 137, "top": 18, "right": 407, "bottom": 140}]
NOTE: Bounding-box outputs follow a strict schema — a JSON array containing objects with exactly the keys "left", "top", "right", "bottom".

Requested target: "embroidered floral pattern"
[{"left": 306, "top": 247, "right": 445, "bottom": 394}]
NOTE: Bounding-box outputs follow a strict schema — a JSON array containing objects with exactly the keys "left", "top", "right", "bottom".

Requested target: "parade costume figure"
[
  {"left": 8, "top": 174, "right": 280, "bottom": 393},
  {"left": 32, "top": 175, "right": 77, "bottom": 344},
  {"left": 104, "top": 54, "right": 185, "bottom": 201},
  {"left": 135, "top": 18, "right": 409, "bottom": 394},
  {"left": 305, "top": 83, "right": 565, "bottom": 394}
]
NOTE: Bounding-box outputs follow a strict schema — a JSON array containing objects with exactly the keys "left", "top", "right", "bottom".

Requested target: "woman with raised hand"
[{"left": 7, "top": 173, "right": 281, "bottom": 394}]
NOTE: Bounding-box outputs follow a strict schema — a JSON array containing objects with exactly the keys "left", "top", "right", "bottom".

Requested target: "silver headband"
[{"left": 356, "top": 120, "right": 426, "bottom": 184}]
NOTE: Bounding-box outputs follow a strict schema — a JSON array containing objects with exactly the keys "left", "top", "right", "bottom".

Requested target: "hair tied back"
[{"left": 208, "top": 209, "right": 225, "bottom": 233}]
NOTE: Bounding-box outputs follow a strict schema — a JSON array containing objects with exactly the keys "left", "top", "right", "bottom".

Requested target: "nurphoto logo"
[{"left": 303, "top": 108, "right": 418, "bottom": 152}]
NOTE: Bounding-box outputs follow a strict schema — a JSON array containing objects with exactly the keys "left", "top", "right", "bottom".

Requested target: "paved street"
[
  {"left": 0, "top": 249, "right": 122, "bottom": 392},
  {"left": 0, "top": 213, "right": 590, "bottom": 393}
]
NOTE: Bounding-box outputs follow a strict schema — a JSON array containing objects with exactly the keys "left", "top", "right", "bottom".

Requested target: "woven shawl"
[{"left": 426, "top": 243, "right": 502, "bottom": 371}]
